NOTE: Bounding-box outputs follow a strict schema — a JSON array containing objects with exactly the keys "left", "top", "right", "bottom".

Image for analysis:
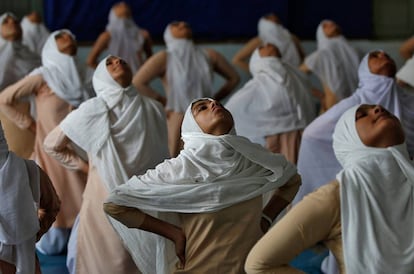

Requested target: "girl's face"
[
  {"left": 55, "top": 32, "right": 77, "bottom": 56},
  {"left": 1, "top": 15, "right": 22, "bottom": 41},
  {"left": 258, "top": 43, "right": 280, "bottom": 57},
  {"left": 113, "top": 2, "right": 132, "bottom": 18},
  {"left": 169, "top": 21, "right": 192, "bottom": 39},
  {"left": 106, "top": 56, "right": 132, "bottom": 87},
  {"left": 191, "top": 99, "right": 234, "bottom": 135},
  {"left": 368, "top": 50, "right": 397, "bottom": 77},
  {"left": 322, "top": 20, "right": 341, "bottom": 38},
  {"left": 355, "top": 104, "right": 405, "bottom": 148}
]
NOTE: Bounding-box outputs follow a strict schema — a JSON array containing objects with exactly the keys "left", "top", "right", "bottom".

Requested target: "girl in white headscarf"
[
  {"left": 300, "top": 20, "right": 360, "bottom": 111},
  {"left": 226, "top": 44, "right": 315, "bottom": 163},
  {"left": 245, "top": 104, "right": 414, "bottom": 274},
  {"left": 133, "top": 21, "right": 240, "bottom": 157},
  {"left": 20, "top": 11, "right": 50, "bottom": 55},
  {"left": 44, "top": 55, "right": 168, "bottom": 273},
  {"left": 0, "top": 12, "right": 40, "bottom": 158},
  {"left": 0, "top": 122, "right": 60, "bottom": 274},
  {"left": 294, "top": 50, "right": 414, "bottom": 203},
  {"left": 103, "top": 98, "right": 300, "bottom": 274},
  {"left": 295, "top": 50, "right": 414, "bottom": 274},
  {"left": 232, "top": 13, "right": 305, "bottom": 72},
  {"left": 87, "top": 1, "right": 152, "bottom": 73},
  {"left": 0, "top": 29, "right": 91, "bottom": 256}
]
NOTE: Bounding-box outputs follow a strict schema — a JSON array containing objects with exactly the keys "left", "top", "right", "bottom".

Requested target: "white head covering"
[
  {"left": 30, "top": 29, "right": 90, "bottom": 107},
  {"left": 294, "top": 51, "right": 409, "bottom": 204},
  {"left": 164, "top": 24, "right": 213, "bottom": 113},
  {"left": 106, "top": 8, "right": 144, "bottom": 73},
  {"left": 396, "top": 56, "right": 414, "bottom": 87},
  {"left": 60, "top": 55, "right": 169, "bottom": 190},
  {"left": 0, "top": 12, "right": 40, "bottom": 90},
  {"left": 20, "top": 15, "right": 49, "bottom": 55},
  {"left": 333, "top": 105, "right": 414, "bottom": 274},
  {"left": 258, "top": 17, "right": 301, "bottom": 66},
  {"left": 0, "top": 122, "right": 40, "bottom": 274},
  {"left": 105, "top": 98, "right": 297, "bottom": 273},
  {"left": 225, "top": 48, "right": 315, "bottom": 145},
  {"left": 304, "top": 20, "right": 359, "bottom": 100}
]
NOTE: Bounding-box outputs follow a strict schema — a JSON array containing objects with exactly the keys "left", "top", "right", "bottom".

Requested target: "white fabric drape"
[
  {"left": 225, "top": 49, "right": 315, "bottom": 145},
  {"left": 30, "top": 30, "right": 90, "bottom": 107},
  {"left": 20, "top": 16, "right": 49, "bottom": 55},
  {"left": 164, "top": 25, "right": 214, "bottom": 113},
  {"left": 105, "top": 98, "right": 297, "bottom": 274},
  {"left": 0, "top": 13, "right": 40, "bottom": 90},
  {"left": 106, "top": 9, "right": 144, "bottom": 73},
  {"left": 60, "top": 55, "right": 169, "bottom": 191},
  {"left": 396, "top": 56, "right": 414, "bottom": 87},
  {"left": 333, "top": 105, "right": 414, "bottom": 274},
  {"left": 294, "top": 51, "right": 410, "bottom": 204},
  {"left": 258, "top": 17, "right": 301, "bottom": 67},
  {"left": 0, "top": 123, "right": 40, "bottom": 274},
  {"left": 304, "top": 20, "right": 359, "bottom": 100}
]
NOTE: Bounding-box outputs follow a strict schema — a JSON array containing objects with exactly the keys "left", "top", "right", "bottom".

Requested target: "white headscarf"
[
  {"left": 164, "top": 24, "right": 214, "bottom": 113},
  {"left": 304, "top": 20, "right": 359, "bottom": 100},
  {"left": 225, "top": 48, "right": 315, "bottom": 145},
  {"left": 396, "top": 56, "right": 414, "bottom": 87},
  {"left": 258, "top": 17, "right": 301, "bottom": 66},
  {"left": 0, "top": 13, "right": 40, "bottom": 90},
  {"left": 105, "top": 98, "right": 297, "bottom": 273},
  {"left": 20, "top": 15, "right": 49, "bottom": 55},
  {"left": 0, "top": 122, "right": 40, "bottom": 274},
  {"left": 60, "top": 55, "right": 169, "bottom": 190},
  {"left": 294, "top": 51, "right": 409, "bottom": 204},
  {"left": 333, "top": 105, "right": 414, "bottom": 274},
  {"left": 106, "top": 9, "right": 144, "bottom": 73},
  {"left": 30, "top": 29, "right": 90, "bottom": 107}
]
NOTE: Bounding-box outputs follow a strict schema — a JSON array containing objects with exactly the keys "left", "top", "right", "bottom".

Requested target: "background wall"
[
  {"left": 38, "top": 0, "right": 372, "bottom": 41},
  {"left": 0, "top": 1, "right": 409, "bottom": 99},
  {"left": 1, "top": 0, "right": 413, "bottom": 42}
]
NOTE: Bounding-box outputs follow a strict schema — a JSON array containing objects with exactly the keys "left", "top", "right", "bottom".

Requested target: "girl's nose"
[{"left": 373, "top": 105, "right": 385, "bottom": 114}]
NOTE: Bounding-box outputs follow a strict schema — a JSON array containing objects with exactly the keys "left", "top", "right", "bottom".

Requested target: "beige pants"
[{"left": 245, "top": 181, "right": 344, "bottom": 274}]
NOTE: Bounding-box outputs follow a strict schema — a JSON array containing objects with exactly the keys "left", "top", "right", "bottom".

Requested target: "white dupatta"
[
  {"left": 333, "top": 106, "right": 414, "bottom": 274},
  {"left": 258, "top": 17, "right": 301, "bottom": 66},
  {"left": 106, "top": 9, "right": 144, "bottom": 73},
  {"left": 0, "top": 123, "right": 40, "bottom": 274},
  {"left": 20, "top": 16, "right": 49, "bottom": 55},
  {"left": 0, "top": 13, "right": 40, "bottom": 90},
  {"left": 304, "top": 20, "right": 359, "bottom": 100},
  {"left": 164, "top": 25, "right": 213, "bottom": 113},
  {"left": 30, "top": 30, "right": 90, "bottom": 107},
  {"left": 225, "top": 49, "right": 315, "bottom": 145}
]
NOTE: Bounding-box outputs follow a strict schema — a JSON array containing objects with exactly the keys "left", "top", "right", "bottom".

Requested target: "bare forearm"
[
  {"left": 136, "top": 84, "right": 163, "bottom": 100},
  {"left": 214, "top": 78, "right": 239, "bottom": 101},
  {"left": 104, "top": 203, "right": 187, "bottom": 266},
  {"left": 43, "top": 127, "right": 88, "bottom": 172},
  {"left": 263, "top": 174, "right": 301, "bottom": 220},
  {"left": 103, "top": 202, "right": 183, "bottom": 243}
]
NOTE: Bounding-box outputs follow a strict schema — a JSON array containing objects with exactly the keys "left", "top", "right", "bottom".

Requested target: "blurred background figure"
[
  {"left": 87, "top": 1, "right": 153, "bottom": 73},
  {"left": 21, "top": 11, "right": 50, "bottom": 55}
]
